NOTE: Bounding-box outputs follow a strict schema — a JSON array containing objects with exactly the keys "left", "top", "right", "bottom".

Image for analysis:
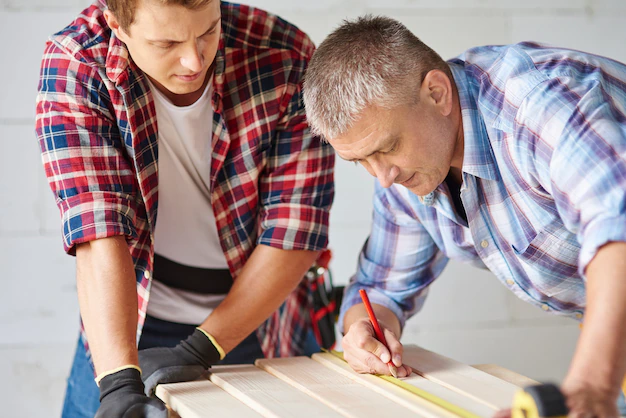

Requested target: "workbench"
[{"left": 156, "top": 345, "right": 540, "bottom": 417}]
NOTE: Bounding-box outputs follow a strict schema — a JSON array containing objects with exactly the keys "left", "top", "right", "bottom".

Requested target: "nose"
[
  {"left": 180, "top": 42, "right": 204, "bottom": 73},
  {"left": 363, "top": 158, "right": 398, "bottom": 188}
]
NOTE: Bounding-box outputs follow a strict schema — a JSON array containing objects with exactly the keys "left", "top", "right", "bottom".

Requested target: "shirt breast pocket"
[{"left": 510, "top": 221, "right": 583, "bottom": 300}]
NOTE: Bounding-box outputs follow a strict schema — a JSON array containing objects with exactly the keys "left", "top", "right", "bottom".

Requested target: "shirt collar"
[{"left": 449, "top": 62, "right": 499, "bottom": 181}]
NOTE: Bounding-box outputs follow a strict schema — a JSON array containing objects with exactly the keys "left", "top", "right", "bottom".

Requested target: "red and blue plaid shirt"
[{"left": 36, "top": 0, "right": 334, "bottom": 358}]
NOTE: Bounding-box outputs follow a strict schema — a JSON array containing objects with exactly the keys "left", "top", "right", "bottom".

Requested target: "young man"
[
  {"left": 303, "top": 15, "right": 626, "bottom": 417},
  {"left": 36, "top": 0, "right": 334, "bottom": 416}
]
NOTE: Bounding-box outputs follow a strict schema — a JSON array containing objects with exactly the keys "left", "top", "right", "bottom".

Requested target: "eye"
[
  {"left": 155, "top": 42, "right": 174, "bottom": 50},
  {"left": 382, "top": 143, "right": 397, "bottom": 154},
  {"left": 201, "top": 28, "right": 217, "bottom": 38}
]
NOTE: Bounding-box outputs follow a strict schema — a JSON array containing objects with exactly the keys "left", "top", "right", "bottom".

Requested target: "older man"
[{"left": 303, "top": 15, "right": 626, "bottom": 417}]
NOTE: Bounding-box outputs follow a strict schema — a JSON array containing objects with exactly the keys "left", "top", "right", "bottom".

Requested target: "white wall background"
[{"left": 1, "top": 0, "right": 625, "bottom": 416}]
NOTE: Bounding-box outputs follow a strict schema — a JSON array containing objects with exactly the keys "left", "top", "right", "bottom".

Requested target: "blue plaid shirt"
[{"left": 340, "top": 42, "right": 626, "bottom": 329}]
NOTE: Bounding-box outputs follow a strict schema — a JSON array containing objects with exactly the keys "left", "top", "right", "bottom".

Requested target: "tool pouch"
[{"left": 307, "top": 249, "right": 339, "bottom": 350}]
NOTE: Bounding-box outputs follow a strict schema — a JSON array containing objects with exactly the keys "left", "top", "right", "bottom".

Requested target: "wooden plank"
[
  {"left": 312, "top": 352, "right": 494, "bottom": 417},
  {"left": 402, "top": 345, "right": 519, "bottom": 410},
  {"left": 208, "top": 364, "right": 343, "bottom": 417},
  {"left": 155, "top": 378, "right": 262, "bottom": 418},
  {"left": 256, "top": 357, "right": 430, "bottom": 417},
  {"left": 471, "top": 364, "right": 539, "bottom": 388}
]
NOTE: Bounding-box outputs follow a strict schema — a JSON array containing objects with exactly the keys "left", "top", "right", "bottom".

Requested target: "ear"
[
  {"left": 421, "top": 69, "right": 454, "bottom": 117},
  {"left": 103, "top": 9, "right": 130, "bottom": 43}
]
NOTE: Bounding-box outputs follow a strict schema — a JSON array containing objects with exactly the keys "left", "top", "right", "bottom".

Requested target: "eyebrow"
[
  {"left": 345, "top": 135, "right": 398, "bottom": 162},
  {"left": 147, "top": 16, "right": 221, "bottom": 43}
]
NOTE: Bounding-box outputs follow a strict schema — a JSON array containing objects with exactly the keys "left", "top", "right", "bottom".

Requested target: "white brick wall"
[{"left": 1, "top": 0, "right": 624, "bottom": 416}]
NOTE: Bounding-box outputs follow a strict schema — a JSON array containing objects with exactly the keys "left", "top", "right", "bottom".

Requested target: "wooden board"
[
  {"left": 156, "top": 378, "right": 262, "bottom": 418},
  {"left": 312, "top": 352, "right": 495, "bottom": 417},
  {"left": 402, "top": 345, "right": 520, "bottom": 409},
  {"left": 471, "top": 364, "right": 539, "bottom": 388},
  {"left": 209, "top": 364, "right": 343, "bottom": 417},
  {"left": 256, "top": 356, "right": 425, "bottom": 417},
  {"left": 156, "top": 354, "right": 539, "bottom": 417}
]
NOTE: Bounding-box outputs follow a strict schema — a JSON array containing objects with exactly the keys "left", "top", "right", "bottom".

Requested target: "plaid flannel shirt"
[
  {"left": 340, "top": 42, "right": 626, "bottom": 329},
  {"left": 36, "top": 0, "right": 334, "bottom": 358}
]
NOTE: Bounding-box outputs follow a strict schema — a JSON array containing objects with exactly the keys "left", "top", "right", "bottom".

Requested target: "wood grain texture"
[
  {"left": 402, "top": 345, "right": 520, "bottom": 409},
  {"left": 209, "top": 364, "right": 343, "bottom": 417},
  {"left": 312, "top": 352, "right": 495, "bottom": 417},
  {"left": 471, "top": 364, "right": 539, "bottom": 388},
  {"left": 155, "top": 378, "right": 262, "bottom": 418},
  {"left": 256, "top": 357, "right": 422, "bottom": 417},
  {"left": 312, "top": 352, "right": 491, "bottom": 417}
]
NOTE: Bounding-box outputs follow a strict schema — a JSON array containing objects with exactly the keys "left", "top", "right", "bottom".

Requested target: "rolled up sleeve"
[
  {"left": 525, "top": 80, "right": 626, "bottom": 276},
  {"left": 36, "top": 41, "right": 139, "bottom": 254},
  {"left": 258, "top": 53, "right": 334, "bottom": 252}
]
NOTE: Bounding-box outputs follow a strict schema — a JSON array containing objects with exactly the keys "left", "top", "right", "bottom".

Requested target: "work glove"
[
  {"left": 95, "top": 367, "right": 169, "bottom": 418},
  {"left": 139, "top": 328, "right": 224, "bottom": 396}
]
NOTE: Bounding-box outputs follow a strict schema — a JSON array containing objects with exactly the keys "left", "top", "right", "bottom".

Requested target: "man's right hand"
[
  {"left": 96, "top": 367, "right": 169, "bottom": 418},
  {"left": 342, "top": 317, "right": 412, "bottom": 377}
]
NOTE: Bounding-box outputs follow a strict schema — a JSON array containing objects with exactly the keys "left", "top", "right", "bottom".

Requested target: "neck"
[
  {"left": 150, "top": 62, "right": 215, "bottom": 107},
  {"left": 449, "top": 82, "right": 465, "bottom": 175}
]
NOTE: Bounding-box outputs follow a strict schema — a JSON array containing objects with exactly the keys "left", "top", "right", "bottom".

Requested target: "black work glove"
[
  {"left": 96, "top": 367, "right": 169, "bottom": 418},
  {"left": 139, "top": 328, "right": 222, "bottom": 396}
]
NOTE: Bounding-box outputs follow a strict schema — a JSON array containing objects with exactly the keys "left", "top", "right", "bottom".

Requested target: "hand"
[
  {"left": 96, "top": 367, "right": 169, "bottom": 418},
  {"left": 342, "top": 318, "right": 412, "bottom": 377},
  {"left": 139, "top": 328, "right": 222, "bottom": 396},
  {"left": 561, "top": 375, "right": 620, "bottom": 418}
]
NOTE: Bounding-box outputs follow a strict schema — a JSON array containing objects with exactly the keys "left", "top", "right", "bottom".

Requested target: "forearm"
[
  {"left": 343, "top": 302, "right": 402, "bottom": 338},
  {"left": 568, "top": 241, "right": 626, "bottom": 393},
  {"left": 76, "top": 235, "right": 138, "bottom": 375},
  {"left": 200, "top": 244, "right": 319, "bottom": 352}
]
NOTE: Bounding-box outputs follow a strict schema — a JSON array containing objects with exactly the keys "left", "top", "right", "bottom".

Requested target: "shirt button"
[
  {"left": 506, "top": 279, "right": 514, "bottom": 286},
  {"left": 144, "top": 270, "right": 151, "bottom": 279},
  {"left": 480, "top": 240, "right": 489, "bottom": 248},
  {"left": 541, "top": 304, "right": 550, "bottom": 311}
]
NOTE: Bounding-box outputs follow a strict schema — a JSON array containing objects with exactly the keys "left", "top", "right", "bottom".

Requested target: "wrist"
[
  {"left": 97, "top": 367, "right": 145, "bottom": 402},
  {"left": 95, "top": 364, "right": 142, "bottom": 386},
  {"left": 180, "top": 328, "right": 223, "bottom": 368},
  {"left": 195, "top": 328, "right": 226, "bottom": 360},
  {"left": 566, "top": 358, "right": 622, "bottom": 394}
]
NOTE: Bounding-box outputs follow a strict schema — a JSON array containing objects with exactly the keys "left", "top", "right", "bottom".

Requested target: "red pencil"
[{"left": 359, "top": 289, "right": 398, "bottom": 378}]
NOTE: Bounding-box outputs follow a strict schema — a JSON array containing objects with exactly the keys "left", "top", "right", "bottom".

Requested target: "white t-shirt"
[{"left": 147, "top": 77, "right": 228, "bottom": 325}]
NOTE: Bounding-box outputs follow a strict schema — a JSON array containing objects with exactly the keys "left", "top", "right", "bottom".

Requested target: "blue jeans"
[{"left": 61, "top": 315, "right": 319, "bottom": 418}]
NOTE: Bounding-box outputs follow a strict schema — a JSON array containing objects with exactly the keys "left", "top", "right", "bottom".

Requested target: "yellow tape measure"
[
  {"left": 328, "top": 350, "right": 568, "bottom": 418},
  {"left": 328, "top": 350, "right": 480, "bottom": 418},
  {"left": 512, "top": 384, "right": 568, "bottom": 418}
]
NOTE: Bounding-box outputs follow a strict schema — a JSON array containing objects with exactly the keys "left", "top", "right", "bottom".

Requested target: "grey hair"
[{"left": 303, "top": 15, "right": 450, "bottom": 140}]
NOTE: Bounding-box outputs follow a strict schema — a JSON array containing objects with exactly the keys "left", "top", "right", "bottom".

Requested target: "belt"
[{"left": 153, "top": 253, "right": 233, "bottom": 294}]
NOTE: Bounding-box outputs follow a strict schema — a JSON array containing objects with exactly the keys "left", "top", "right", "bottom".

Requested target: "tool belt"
[{"left": 306, "top": 249, "right": 343, "bottom": 350}]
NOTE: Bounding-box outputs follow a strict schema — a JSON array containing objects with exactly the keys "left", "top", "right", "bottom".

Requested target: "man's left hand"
[
  {"left": 561, "top": 376, "right": 620, "bottom": 418},
  {"left": 139, "top": 328, "right": 222, "bottom": 396},
  {"left": 492, "top": 379, "right": 620, "bottom": 418}
]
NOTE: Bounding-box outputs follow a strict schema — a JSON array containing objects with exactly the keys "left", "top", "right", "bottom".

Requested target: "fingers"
[
  {"left": 492, "top": 408, "right": 512, "bottom": 418},
  {"left": 561, "top": 379, "right": 620, "bottom": 418},
  {"left": 397, "top": 364, "right": 413, "bottom": 378},
  {"left": 343, "top": 318, "right": 407, "bottom": 377},
  {"left": 381, "top": 326, "right": 412, "bottom": 377},
  {"left": 383, "top": 326, "right": 404, "bottom": 367}
]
